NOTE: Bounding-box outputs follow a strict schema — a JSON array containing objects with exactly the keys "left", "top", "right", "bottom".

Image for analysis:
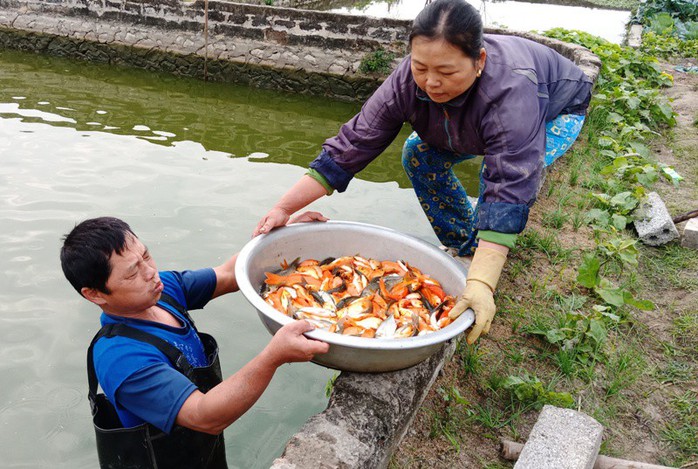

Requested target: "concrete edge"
[{"left": 271, "top": 339, "right": 458, "bottom": 468}]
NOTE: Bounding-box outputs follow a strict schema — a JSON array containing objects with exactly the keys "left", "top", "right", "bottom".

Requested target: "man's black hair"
[{"left": 60, "top": 217, "right": 136, "bottom": 296}]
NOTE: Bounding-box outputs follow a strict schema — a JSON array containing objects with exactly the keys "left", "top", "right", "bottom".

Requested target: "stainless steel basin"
[{"left": 235, "top": 220, "right": 475, "bottom": 372}]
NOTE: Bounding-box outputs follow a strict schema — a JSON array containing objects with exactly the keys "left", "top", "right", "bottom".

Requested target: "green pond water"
[{"left": 0, "top": 49, "right": 483, "bottom": 468}]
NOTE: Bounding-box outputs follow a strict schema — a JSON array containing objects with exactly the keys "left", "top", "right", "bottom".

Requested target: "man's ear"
[{"left": 81, "top": 287, "right": 107, "bottom": 306}]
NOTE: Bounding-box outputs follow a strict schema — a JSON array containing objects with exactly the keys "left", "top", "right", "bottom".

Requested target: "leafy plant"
[
  {"left": 632, "top": 0, "right": 698, "bottom": 55},
  {"left": 525, "top": 304, "right": 621, "bottom": 367},
  {"left": 359, "top": 48, "right": 396, "bottom": 75},
  {"left": 325, "top": 373, "right": 338, "bottom": 398},
  {"left": 648, "top": 12, "right": 677, "bottom": 35},
  {"left": 502, "top": 374, "right": 575, "bottom": 409}
]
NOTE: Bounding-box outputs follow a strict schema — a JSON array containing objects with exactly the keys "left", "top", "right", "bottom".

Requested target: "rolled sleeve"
[
  {"left": 476, "top": 202, "right": 530, "bottom": 234},
  {"left": 309, "top": 150, "right": 354, "bottom": 193}
]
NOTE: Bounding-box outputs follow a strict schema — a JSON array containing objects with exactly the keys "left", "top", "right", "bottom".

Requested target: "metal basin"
[{"left": 235, "top": 220, "right": 475, "bottom": 372}]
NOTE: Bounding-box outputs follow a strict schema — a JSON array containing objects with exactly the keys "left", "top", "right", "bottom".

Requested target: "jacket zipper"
[{"left": 442, "top": 106, "right": 454, "bottom": 152}]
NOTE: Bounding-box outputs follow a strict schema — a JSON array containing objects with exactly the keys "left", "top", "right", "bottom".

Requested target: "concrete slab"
[
  {"left": 682, "top": 217, "right": 698, "bottom": 249},
  {"left": 634, "top": 192, "right": 680, "bottom": 246},
  {"left": 514, "top": 405, "right": 604, "bottom": 469},
  {"left": 627, "top": 24, "right": 643, "bottom": 48}
]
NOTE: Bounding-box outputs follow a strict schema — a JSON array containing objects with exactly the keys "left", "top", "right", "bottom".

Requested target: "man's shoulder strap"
[
  {"left": 86, "top": 322, "right": 194, "bottom": 407},
  {"left": 159, "top": 292, "right": 197, "bottom": 330}
]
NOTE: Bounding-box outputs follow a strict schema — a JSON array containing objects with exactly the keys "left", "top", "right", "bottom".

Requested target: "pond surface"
[
  {"left": 332, "top": 0, "right": 631, "bottom": 44},
  {"left": 0, "top": 49, "right": 485, "bottom": 467}
]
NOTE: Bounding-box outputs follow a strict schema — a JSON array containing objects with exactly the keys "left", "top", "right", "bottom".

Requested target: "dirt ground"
[{"left": 390, "top": 64, "right": 698, "bottom": 468}]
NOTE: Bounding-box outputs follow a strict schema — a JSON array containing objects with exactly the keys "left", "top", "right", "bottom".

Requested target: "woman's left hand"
[
  {"left": 288, "top": 211, "right": 329, "bottom": 225},
  {"left": 449, "top": 281, "right": 496, "bottom": 344}
]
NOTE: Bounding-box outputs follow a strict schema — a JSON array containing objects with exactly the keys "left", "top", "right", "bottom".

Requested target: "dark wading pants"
[{"left": 86, "top": 293, "right": 228, "bottom": 469}]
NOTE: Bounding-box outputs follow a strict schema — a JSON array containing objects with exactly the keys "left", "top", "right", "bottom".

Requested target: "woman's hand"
[
  {"left": 252, "top": 175, "right": 331, "bottom": 238},
  {"left": 448, "top": 243, "right": 508, "bottom": 344},
  {"left": 253, "top": 207, "right": 292, "bottom": 237},
  {"left": 288, "top": 211, "right": 329, "bottom": 225},
  {"left": 449, "top": 281, "right": 496, "bottom": 344}
]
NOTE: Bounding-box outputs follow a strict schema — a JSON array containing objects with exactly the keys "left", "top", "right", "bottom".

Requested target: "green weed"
[
  {"left": 518, "top": 229, "right": 571, "bottom": 262},
  {"left": 456, "top": 341, "right": 483, "bottom": 376},
  {"left": 359, "top": 48, "right": 395, "bottom": 75},
  {"left": 542, "top": 208, "right": 569, "bottom": 230},
  {"left": 654, "top": 359, "right": 695, "bottom": 384},
  {"left": 641, "top": 244, "right": 698, "bottom": 291},
  {"left": 603, "top": 346, "right": 645, "bottom": 397},
  {"left": 324, "top": 373, "right": 338, "bottom": 398},
  {"left": 428, "top": 385, "right": 470, "bottom": 450},
  {"left": 501, "top": 373, "right": 575, "bottom": 409},
  {"left": 661, "top": 391, "right": 698, "bottom": 463}
]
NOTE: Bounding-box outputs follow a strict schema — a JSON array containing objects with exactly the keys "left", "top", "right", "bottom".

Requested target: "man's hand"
[
  {"left": 449, "top": 280, "right": 495, "bottom": 344},
  {"left": 288, "top": 211, "right": 329, "bottom": 225},
  {"left": 176, "top": 320, "right": 329, "bottom": 434},
  {"left": 265, "top": 320, "right": 330, "bottom": 366}
]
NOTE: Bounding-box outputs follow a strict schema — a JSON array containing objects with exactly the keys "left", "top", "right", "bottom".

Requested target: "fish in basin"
[{"left": 260, "top": 256, "right": 457, "bottom": 338}]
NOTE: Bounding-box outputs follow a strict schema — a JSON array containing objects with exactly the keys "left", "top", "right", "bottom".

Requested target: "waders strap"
[
  {"left": 86, "top": 292, "right": 199, "bottom": 411},
  {"left": 158, "top": 292, "right": 198, "bottom": 331}
]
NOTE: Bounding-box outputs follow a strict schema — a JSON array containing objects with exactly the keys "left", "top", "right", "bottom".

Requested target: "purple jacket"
[{"left": 310, "top": 34, "right": 593, "bottom": 234}]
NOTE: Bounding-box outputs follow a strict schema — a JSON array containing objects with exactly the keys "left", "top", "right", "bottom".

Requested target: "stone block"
[
  {"left": 682, "top": 217, "right": 698, "bottom": 249},
  {"left": 514, "top": 405, "right": 603, "bottom": 469},
  {"left": 627, "top": 24, "right": 643, "bottom": 48},
  {"left": 634, "top": 192, "right": 679, "bottom": 246}
]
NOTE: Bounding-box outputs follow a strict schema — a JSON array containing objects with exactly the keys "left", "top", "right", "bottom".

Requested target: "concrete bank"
[
  {"left": 0, "top": 0, "right": 410, "bottom": 101},
  {"left": 0, "top": 0, "right": 600, "bottom": 101}
]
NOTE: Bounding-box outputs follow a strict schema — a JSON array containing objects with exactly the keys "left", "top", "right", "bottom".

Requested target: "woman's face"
[{"left": 410, "top": 36, "right": 485, "bottom": 104}]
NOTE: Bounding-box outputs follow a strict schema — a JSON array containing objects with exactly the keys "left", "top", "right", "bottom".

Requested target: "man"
[{"left": 60, "top": 216, "right": 329, "bottom": 468}]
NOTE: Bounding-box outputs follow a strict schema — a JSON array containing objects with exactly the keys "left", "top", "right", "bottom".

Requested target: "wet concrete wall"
[
  {"left": 246, "top": 0, "right": 358, "bottom": 8},
  {"left": 0, "top": 0, "right": 410, "bottom": 101},
  {"left": 0, "top": 0, "right": 599, "bottom": 101}
]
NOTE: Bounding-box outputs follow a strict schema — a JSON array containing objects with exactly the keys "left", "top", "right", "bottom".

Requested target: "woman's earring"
[{"left": 477, "top": 69, "right": 482, "bottom": 78}]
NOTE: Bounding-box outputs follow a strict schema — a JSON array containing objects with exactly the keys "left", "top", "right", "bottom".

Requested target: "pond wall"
[{"left": 0, "top": 0, "right": 600, "bottom": 101}]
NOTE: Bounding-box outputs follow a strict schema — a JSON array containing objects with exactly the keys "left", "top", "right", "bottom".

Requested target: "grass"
[
  {"left": 395, "top": 104, "right": 697, "bottom": 469},
  {"left": 661, "top": 391, "right": 698, "bottom": 464},
  {"left": 640, "top": 244, "right": 698, "bottom": 290},
  {"left": 542, "top": 208, "right": 569, "bottom": 230}
]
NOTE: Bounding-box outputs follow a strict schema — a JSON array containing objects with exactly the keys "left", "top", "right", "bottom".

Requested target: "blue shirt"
[{"left": 92, "top": 268, "right": 217, "bottom": 433}]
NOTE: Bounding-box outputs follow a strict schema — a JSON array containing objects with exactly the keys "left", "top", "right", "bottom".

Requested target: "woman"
[{"left": 254, "top": 0, "right": 593, "bottom": 344}]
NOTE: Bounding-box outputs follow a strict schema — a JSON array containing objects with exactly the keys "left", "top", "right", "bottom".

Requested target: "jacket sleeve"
[
  {"left": 310, "top": 58, "right": 412, "bottom": 192},
  {"left": 476, "top": 83, "right": 546, "bottom": 234}
]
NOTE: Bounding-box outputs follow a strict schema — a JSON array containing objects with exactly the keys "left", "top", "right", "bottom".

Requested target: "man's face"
[{"left": 99, "top": 235, "right": 163, "bottom": 315}]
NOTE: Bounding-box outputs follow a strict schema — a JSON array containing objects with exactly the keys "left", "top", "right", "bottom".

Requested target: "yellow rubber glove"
[{"left": 449, "top": 246, "right": 507, "bottom": 344}]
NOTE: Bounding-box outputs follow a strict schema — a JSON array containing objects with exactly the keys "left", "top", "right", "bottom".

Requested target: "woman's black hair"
[
  {"left": 60, "top": 217, "right": 136, "bottom": 295},
  {"left": 409, "top": 0, "right": 484, "bottom": 60}
]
